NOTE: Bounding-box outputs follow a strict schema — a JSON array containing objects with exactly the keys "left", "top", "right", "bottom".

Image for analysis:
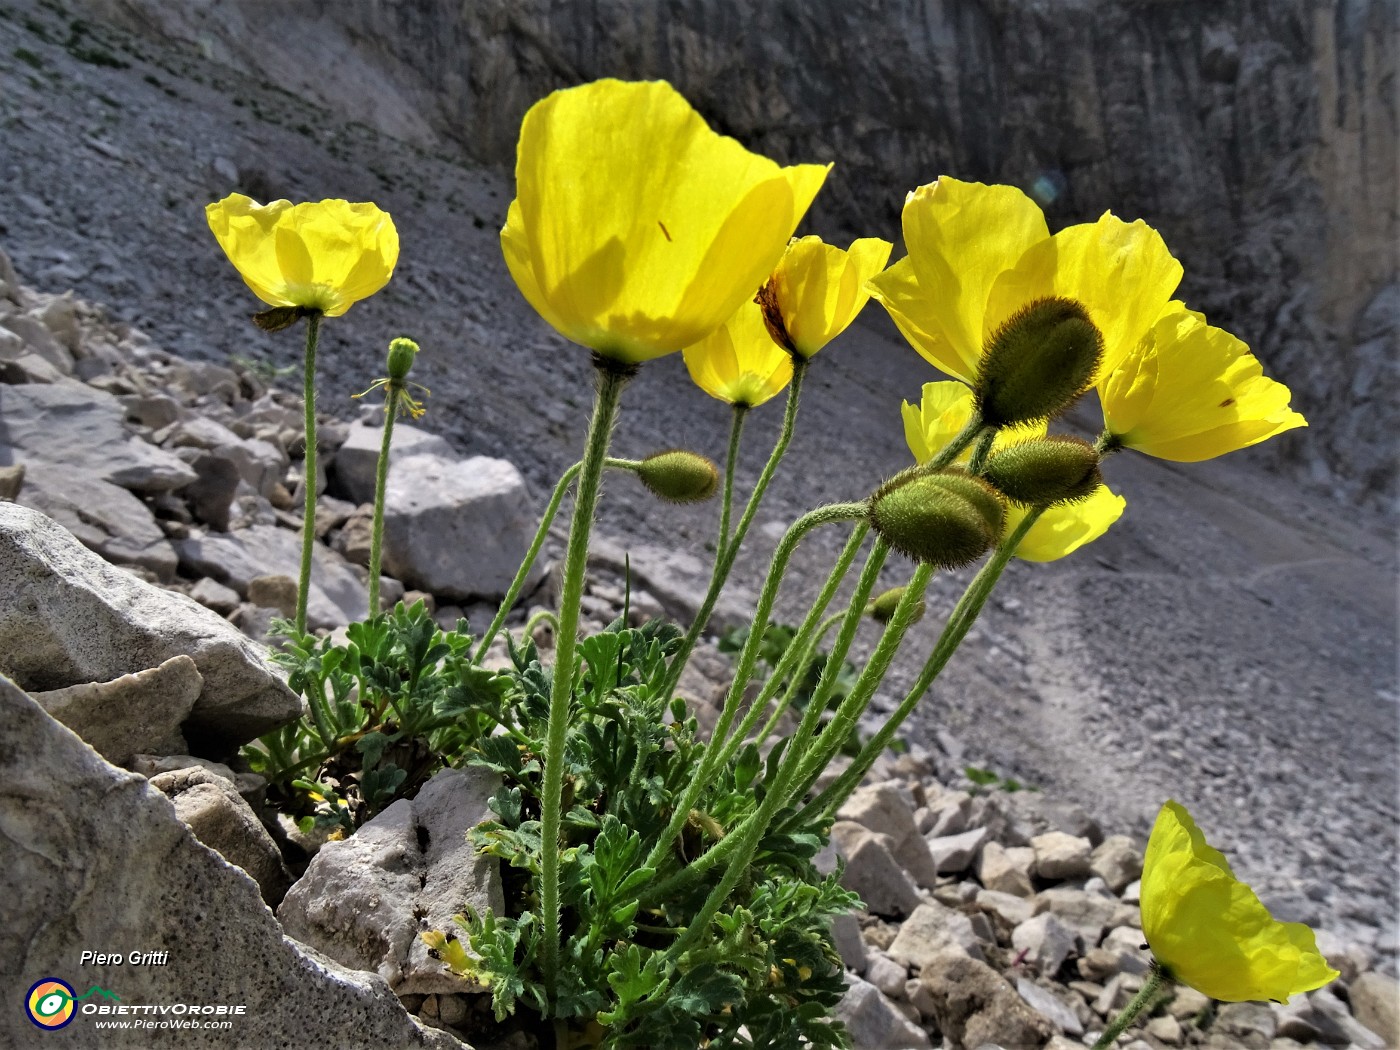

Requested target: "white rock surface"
[{"left": 834, "top": 974, "right": 932, "bottom": 1050}]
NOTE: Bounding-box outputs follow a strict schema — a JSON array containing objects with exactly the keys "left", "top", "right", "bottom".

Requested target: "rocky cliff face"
[{"left": 78, "top": 0, "right": 1398, "bottom": 507}]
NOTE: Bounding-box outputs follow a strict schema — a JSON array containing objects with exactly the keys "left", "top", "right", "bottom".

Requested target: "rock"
[
  {"left": 0, "top": 463, "right": 24, "bottom": 500},
  {"left": 1032, "top": 831, "right": 1094, "bottom": 880},
  {"left": 179, "top": 447, "right": 247, "bottom": 530},
  {"left": 121, "top": 391, "right": 184, "bottom": 429},
  {"left": 330, "top": 420, "right": 454, "bottom": 504},
  {"left": 150, "top": 765, "right": 291, "bottom": 906},
  {"left": 1145, "top": 1013, "right": 1183, "bottom": 1045},
  {"left": 925, "top": 788, "right": 973, "bottom": 837},
  {"left": 834, "top": 974, "right": 933, "bottom": 1049},
  {"left": 865, "top": 952, "right": 909, "bottom": 998},
  {"left": 29, "top": 655, "right": 200, "bottom": 766},
  {"left": 167, "top": 417, "right": 288, "bottom": 496},
  {"left": 829, "top": 820, "right": 922, "bottom": 919},
  {"left": 976, "top": 888, "right": 1036, "bottom": 928},
  {"left": 978, "top": 841, "right": 1036, "bottom": 897},
  {"left": 0, "top": 503, "right": 301, "bottom": 752},
  {"left": 278, "top": 766, "right": 504, "bottom": 995},
  {"left": 1350, "top": 971, "right": 1400, "bottom": 1046},
  {"left": 17, "top": 464, "right": 179, "bottom": 580},
  {"left": 1035, "top": 886, "right": 1119, "bottom": 946},
  {"left": 1214, "top": 1000, "right": 1277, "bottom": 1046},
  {"left": 248, "top": 573, "right": 299, "bottom": 616},
  {"left": 333, "top": 502, "right": 375, "bottom": 565},
  {"left": 838, "top": 782, "right": 943, "bottom": 890},
  {"left": 998, "top": 791, "right": 1104, "bottom": 848},
  {"left": 0, "top": 677, "right": 464, "bottom": 1050},
  {"left": 927, "top": 825, "right": 989, "bottom": 874},
  {"left": 174, "top": 523, "right": 369, "bottom": 628},
  {"left": 1312, "top": 927, "right": 1373, "bottom": 983},
  {"left": 887, "top": 901, "right": 985, "bottom": 969},
  {"left": 1305, "top": 986, "right": 1388, "bottom": 1049},
  {"left": 1166, "top": 984, "right": 1210, "bottom": 1020},
  {"left": 379, "top": 452, "right": 542, "bottom": 602},
  {"left": 189, "top": 575, "right": 242, "bottom": 614},
  {"left": 0, "top": 382, "right": 198, "bottom": 492},
  {"left": 1011, "top": 912, "right": 1079, "bottom": 977},
  {"left": 920, "top": 951, "right": 1054, "bottom": 1050},
  {"left": 129, "top": 753, "right": 265, "bottom": 800},
  {"left": 829, "top": 911, "right": 868, "bottom": 975},
  {"left": 1, "top": 312, "right": 74, "bottom": 374},
  {"left": 1088, "top": 834, "right": 1142, "bottom": 893},
  {"left": 1016, "top": 976, "right": 1085, "bottom": 1036}
]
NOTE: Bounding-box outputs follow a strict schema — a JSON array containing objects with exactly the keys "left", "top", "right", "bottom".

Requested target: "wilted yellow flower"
[
  {"left": 901, "top": 381, "right": 1123, "bottom": 561},
  {"left": 683, "top": 299, "right": 794, "bottom": 407},
  {"left": 1100, "top": 306, "right": 1306, "bottom": 461},
  {"left": 757, "top": 236, "right": 892, "bottom": 358},
  {"left": 501, "top": 79, "right": 829, "bottom": 365},
  {"left": 868, "top": 177, "right": 1181, "bottom": 386},
  {"left": 1140, "top": 800, "right": 1338, "bottom": 1003},
  {"left": 206, "top": 193, "right": 398, "bottom": 317}
]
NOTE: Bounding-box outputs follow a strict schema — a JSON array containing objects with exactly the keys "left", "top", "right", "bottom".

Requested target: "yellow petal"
[
  {"left": 1141, "top": 801, "right": 1339, "bottom": 1003},
  {"left": 206, "top": 194, "right": 398, "bottom": 316},
  {"left": 901, "top": 381, "right": 1044, "bottom": 466},
  {"left": 1102, "top": 309, "right": 1307, "bottom": 461},
  {"left": 871, "top": 178, "right": 1049, "bottom": 382},
  {"left": 770, "top": 236, "right": 892, "bottom": 358},
  {"left": 683, "top": 298, "right": 793, "bottom": 407},
  {"left": 1005, "top": 484, "right": 1125, "bottom": 561},
  {"left": 509, "top": 79, "right": 828, "bottom": 363},
  {"left": 985, "top": 212, "right": 1182, "bottom": 379}
]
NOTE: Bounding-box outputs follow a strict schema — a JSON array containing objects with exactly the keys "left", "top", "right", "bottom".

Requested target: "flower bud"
[
  {"left": 976, "top": 296, "right": 1103, "bottom": 426},
  {"left": 868, "top": 469, "right": 1005, "bottom": 569},
  {"left": 635, "top": 449, "right": 720, "bottom": 504},
  {"left": 386, "top": 337, "right": 420, "bottom": 381},
  {"left": 984, "top": 436, "right": 1103, "bottom": 506},
  {"left": 866, "top": 586, "right": 926, "bottom": 625}
]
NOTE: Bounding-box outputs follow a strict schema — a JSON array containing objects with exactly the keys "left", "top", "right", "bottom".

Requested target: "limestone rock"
[
  {"left": 927, "top": 825, "right": 989, "bottom": 875},
  {"left": 920, "top": 951, "right": 1054, "bottom": 1050},
  {"left": 829, "top": 911, "right": 868, "bottom": 975},
  {"left": 0, "top": 677, "right": 465, "bottom": 1050},
  {"left": 1349, "top": 971, "right": 1400, "bottom": 1046},
  {"left": 834, "top": 974, "right": 932, "bottom": 1050},
  {"left": 175, "top": 522, "right": 369, "bottom": 628},
  {"left": 130, "top": 753, "right": 265, "bottom": 801},
  {"left": 29, "top": 655, "right": 200, "bottom": 766},
  {"left": 329, "top": 421, "right": 455, "bottom": 505},
  {"left": 887, "top": 901, "right": 985, "bottom": 969},
  {"left": 829, "top": 820, "right": 922, "bottom": 919},
  {"left": 0, "top": 503, "right": 300, "bottom": 752},
  {"left": 151, "top": 765, "right": 291, "bottom": 906},
  {"left": 1011, "top": 912, "right": 1078, "bottom": 977},
  {"left": 0, "top": 381, "right": 197, "bottom": 492},
  {"left": 1016, "top": 976, "right": 1084, "bottom": 1037},
  {"left": 978, "top": 841, "right": 1035, "bottom": 897},
  {"left": 1089, "top": 834, "right": 1143, "bottom": 893},
  {"left": 1036, "top": 886, "right": 1119, "bottom": 946},
  {"left": 188, "top": 575, "right": 242, "bottom": 614},
  {"left": 278, "top": 766, "right": 504, "bottom": 995},
  {"left": 1031, "top": 831, "right": 1094, "bottom": 880},
  {"left": 379, "top": 452, "right": 542, "bottom": 602}
]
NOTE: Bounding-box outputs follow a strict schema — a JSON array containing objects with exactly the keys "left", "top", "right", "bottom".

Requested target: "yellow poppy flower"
[
  {"left": 758, "top": 236, "right": 892, "bottom": 358},
  {"left": 1100, "top": 306, "right": 1306, "bottom": 462},
  {"left": 501, "top": 79, "right": 830, "bottom": 365},
  {"left": 1141, "top": 800, "right": 1338, "bottom": 1003},
  {"left": 683, "top": 299, "right": 793, "bottom": 407},
  {"left": 868, "top": 177, "right": 1182, "bottom": 386},
  {"left": 901, "top": 381, "right": 1123, "bottom": 561},
  {"left": 205, "top": 193, "right": 398, "bottom": 317}
]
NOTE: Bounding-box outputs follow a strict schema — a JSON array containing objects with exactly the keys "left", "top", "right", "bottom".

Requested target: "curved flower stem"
[
  {"left": 645, "top": 537, "right": 888, "bottom": 904},
  {"left": 474, "top": 461, "right": 582, "bottom": 661},
  {"left": 967, "top": 428, "right": 996, "bottom": 474},
  {"left": 539, "top": 362, "right": 629, "bottom": 1010},
  {"left": 294, "top": 312, "right": 323, "bottom": 634},
  {"left": 366, "top": 398, "right": 397, "bottom": 616},
  {"left": 1092, "top": 963, "right": 1172, "bottom": 1049},
  {"left": 662, "top": 360, "right": 807, "bottom": 699},
  {"left": 709, "top": 525, "right": 869, "bottom": 774},
  {"left": 752, "top": 609, "right": 845, "bottom": 751},
  {"left": 637, "top": 500, "right": 866, "bottom": 884},
  {"left": 717, "top": 405, "right": 747, "bottom": 549},
  {"left": 799, "top": 508, "right": 1045, "bottom": 823}
]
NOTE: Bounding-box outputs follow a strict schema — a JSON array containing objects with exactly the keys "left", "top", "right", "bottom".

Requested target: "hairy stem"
[
  {"left": 294, "top": 312, "right": 323, "bottom": 634},
  {"left": 366, "top": 397, "right": 397, "bottom": 616}
]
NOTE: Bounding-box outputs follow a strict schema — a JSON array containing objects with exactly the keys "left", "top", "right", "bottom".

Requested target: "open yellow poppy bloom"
[
  {"left": 868, "top": 177, "right": 1182, "bottom": 386},
  {"left": 501, "top": 79, "right": 830, "bottom": 365},
  {"left": 205, "top": 193, "right": 398, "bottom": 317},
  {"left": 901, "top": 381, "right": 1122, "bottom": 561},
  {"left": 1141, "top": 800, "right": 1338, "bottom": 1003},
  {"left": 1100, "top": 306, "right": 1306, "bottom": 461},
  {"left": 683, "top": 299, "right": 793, "bottom": 407},
  {"left": 759, "top": 236, "right": 892, "bottom": 358}
]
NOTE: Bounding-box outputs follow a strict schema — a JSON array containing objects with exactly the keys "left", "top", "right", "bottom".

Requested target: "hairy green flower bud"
[
  {"left": 976, "top": 296, "right": 1103, "bottom": 426},
  {"left": 984, "top": 435, "right": 1103, "bottom": 506},
  {"left": 868, "top": 469, "right": 1005, "bottom": 569},
  {"left": 386, "top": 337, "right": 420, "bottom": 381},
  {"left": 866, "top": 586, "right": 926, "bottom": 625},
  {"left": 635, "top": 449, "right": 720, "bottom": 504}
]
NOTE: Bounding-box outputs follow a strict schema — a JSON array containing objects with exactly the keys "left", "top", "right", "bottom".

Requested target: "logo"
[
  {"left": 25, "top": 980, "right": 121, "bottom": 1030},
  {"left": 26, "top": 979, "right": 76, "bottom": 1030}
]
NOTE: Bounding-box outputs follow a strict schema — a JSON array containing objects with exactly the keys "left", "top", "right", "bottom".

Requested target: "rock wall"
[{"left": 74, "top": 0, "right": 1399, "bottom": 505}]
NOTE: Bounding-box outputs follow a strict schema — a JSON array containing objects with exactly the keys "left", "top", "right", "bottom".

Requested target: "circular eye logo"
[{"left": 26, "top": 979, "right": 76, "bottom": 1030}]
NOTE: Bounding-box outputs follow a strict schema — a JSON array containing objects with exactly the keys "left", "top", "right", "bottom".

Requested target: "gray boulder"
[
  {"left": 0, "top": 381, "right": 197, "bottom": 492},
  {"left": 835, "top": 974, "right": 932, "bottom": 1049},
  {"left": 331, "top": 421, "right": 454, "bottom": 505},
  {"left": 278, "top": 766, "right": 504, "bottom": 995},
  {"left": 0, "top": 503, "right": 300, "bottom": 753},
  {"left": 0, "top": 676, "right": 464, "bottom": 1050}
]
